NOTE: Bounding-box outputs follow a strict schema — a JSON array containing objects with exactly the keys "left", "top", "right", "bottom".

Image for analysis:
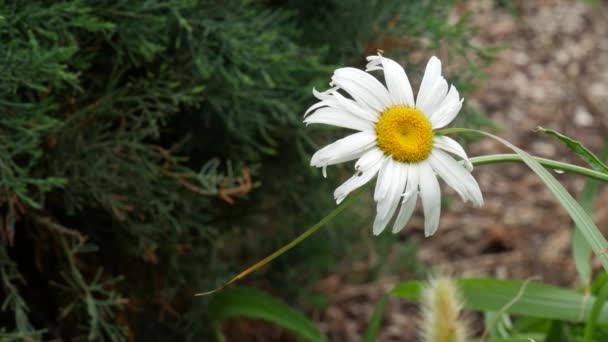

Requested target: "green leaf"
[
  {"left": 364, "top": 295, "right": 388, "bottom": 342},
  {"left": 572, "top": 143, "right": 608, "bottom": 286},
  {"left": 392, "top": 278, "right": 608, "bottom": 323},
  {"left": 208, "top": 287, "right": 327, "bottom": 342},
  {"left": 538, "top": 127, "right": 608, "bottom": 174},
  {"left": 438, "top": 128, "right": 608, "bottom": 273}
]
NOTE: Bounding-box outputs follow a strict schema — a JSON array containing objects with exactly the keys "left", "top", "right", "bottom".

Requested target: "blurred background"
[{"left": 1, "top": 0, "right": 607, "bottom": 341}]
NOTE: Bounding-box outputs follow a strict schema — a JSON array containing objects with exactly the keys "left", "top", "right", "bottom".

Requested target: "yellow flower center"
[{"left": 375, "top": 105, "right": 433, "bottom": 162}]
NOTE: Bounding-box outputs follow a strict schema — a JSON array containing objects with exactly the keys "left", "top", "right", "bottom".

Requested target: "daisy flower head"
[{"left": 304, "top": 55, "right": 483, "bottom": 237}]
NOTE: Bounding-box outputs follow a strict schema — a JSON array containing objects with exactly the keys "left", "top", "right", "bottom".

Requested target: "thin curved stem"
[
  {"left": 195, "top": 184, "right": 369, "bottom": 296},
  {"left": 469, "top": 154, "right": 608, "bottom": 183}
]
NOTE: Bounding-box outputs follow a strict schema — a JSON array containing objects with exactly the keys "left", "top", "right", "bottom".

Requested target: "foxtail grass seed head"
[
  {"left": 305, "top": 54, "right": 483, "bottom": 236},
  {"left": 420, "top": 276, "right": 468, "bottom": 342}
]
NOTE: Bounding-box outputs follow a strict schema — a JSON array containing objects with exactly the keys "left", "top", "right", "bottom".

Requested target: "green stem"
[{"left": 469, "top": 154, "right": 608, "bottom": 183}]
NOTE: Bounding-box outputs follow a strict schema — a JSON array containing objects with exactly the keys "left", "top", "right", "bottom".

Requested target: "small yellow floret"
[{"left": 375, "top": 105, "right": 433, "bottom": 162}]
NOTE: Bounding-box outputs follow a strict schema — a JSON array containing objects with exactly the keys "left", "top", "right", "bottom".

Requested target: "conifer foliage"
[{"left": 0, "top": 1, "right": 484, "bottom": 340}]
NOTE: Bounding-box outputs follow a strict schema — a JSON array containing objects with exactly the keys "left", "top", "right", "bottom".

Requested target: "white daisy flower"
[{"left": 304, "top": 55, "right": 483, "bottom": 237}]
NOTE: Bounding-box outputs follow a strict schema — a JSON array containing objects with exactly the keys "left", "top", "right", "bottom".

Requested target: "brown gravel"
[{"left": 316, "top": 1, "right": 608, "bottom": 341}]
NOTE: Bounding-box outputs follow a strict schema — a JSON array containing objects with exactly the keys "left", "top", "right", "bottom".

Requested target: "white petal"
[
  {"left": 392, "top": 192, "right": 417, "bottom": 234},
  {"left": 305, "top": 87, "right": 378, "bottom": 122},
  {"left": 373, "top": 161, "right": 406, "bottom": 235},
  {"left": 332, "top": 67, "right": 391, "bottom": 112},
  {"left": 417, "top": 77, "right": 448, "bottom": 116},
  {"left": 392, "top": 164, "right": 419, "bottom": 233},
  {"left": 418, "top": 161, "right": 441, "bottom": 237},
  {"left": 355, "top": 147, "right": 385, "bottom": 171},
  {"left": 431, "top": 99, "right": 463, "bottom": 130},
  {"left": 433, "top": 135, "right": 473, "bottom": 171},
  {"left": 304, "top": 107, "right": 375, "bottom": 131},
  {"left": 303, "top": 87, "right": 341, "bottom": 117},
  {"left": 364, "top": 56, "right": 383, "bottom": 72},
  {"left": 403, "top": 162, "right": 420, "bottom": 198},
  {"left": 416, "top": 56, "right": 442, "bottom": 111},
  {"left": 334, "top": 157, "right": 384, "bottom": 204},
  {"left": 427, "top": 85, "right": 458, "bottom": 120},
  {"left": 310, "top": 131, "right": 376, "bottom": 170},
  {"left": 330, "top": 90, "right": 379, "bottom": 122},
  {"left": 365, "top": 56, "right": 415, "bottom": 107},
  {"left": 428, "top": 149, "right": 484, "bottom": 207},
  {"left": 376, "top": 162, "right": 406, "bottom": 220},
  {"left": 429, "top": 85, "right": 463, "bottom": 129},
  {"left": 374, "top": 157, "right": 394, "bottom": 201}
]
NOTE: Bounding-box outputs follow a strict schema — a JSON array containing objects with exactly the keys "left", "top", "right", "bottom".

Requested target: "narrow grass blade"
[
  {"left": 538, "top": 127, "right": 608, "bottom": 174},
  {"left": 208, "top": 287, "right": 327, "bottom": 342},
  {"left": 539, "top": 129, "right": 608, "bottom": 286},
  {"left": 545, "top": 320, "right": 573, "bottom": 342},
  {"left": 572, "top": 143, "right": 608, "bottom": 286},
  {"left": 364, "top": 295, "right": 389, "bottom": 342},
  {"left": 584, "top": 281, "right": 608, "bottom": 342},
  {"left": 437, "top": 128, "right": 608, "bottom": 273}
]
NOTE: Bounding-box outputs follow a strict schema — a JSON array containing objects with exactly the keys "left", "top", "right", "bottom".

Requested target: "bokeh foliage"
[{"left": 0, "top": 0, "right": 489, "bottom": 340}]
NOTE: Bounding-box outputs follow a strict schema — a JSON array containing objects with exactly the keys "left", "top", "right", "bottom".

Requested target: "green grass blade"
[
  {"left": 208, "top": 287, "right": 327, "bottom": 342},
  {"left": 538, "top": 127, "right": 608, "bottom": 174},
  {"left": 392, "top": 278, "right": 608, "bottom": 323},
  {"left": 539, "top": 128, "right": 608, "bottom": 286},
  {"left": 438, "top": 128, "right": 608, "bottom": 273},
  {"left": 364, "top": 295, "right": 389, "bottom": 342},
  {"left": 545, "top": 320, "right": 573, "bottom": 342},
  {"left": 572, "top": 143, "right": 608, "bottom": 286},
  {"left": 584, "top": 281, "right": 608, "bottom": 342}
]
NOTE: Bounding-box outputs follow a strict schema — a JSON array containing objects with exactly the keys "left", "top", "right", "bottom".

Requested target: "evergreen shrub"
[{"left": 0, "top": 0, "right": 489, "bottom": 340}]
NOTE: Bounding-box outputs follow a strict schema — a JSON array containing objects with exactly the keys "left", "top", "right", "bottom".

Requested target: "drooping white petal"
[
  {"left": 418, "top": 161, "right": 441, "bottom": 237},
  {"left": 428, "top": 149, "right": 483, "bottom": 207},
  {"left": 332, "top": 67, "right": 392, "bottom": 112},
  {"left": 304, "top": 107, "right": 375, "bottom": 131},
  {"left": 373, "top": 160, "right": 406, "bottom": 235},
  {"left": 428, "top": 85, "right": 463, "bottom": 129},
  {"left": 310, "top": 131, "right": 376, "bottom": 172},
  {"left": 334, "top": 156, "right": 385, "bottom": 204},
  {"left": 433, "top": 135, "right": 473, "bottom": 171},
  {"left": 365, "top": 56, "right": 415, "bottom": 107},
  {"left": 416, "top": 56, "right": 442, "bottom": 111},
  {"left": 392, "top": 163, "right": 419, "bottom": 233},
  {"left": 417, "top": 77, "right": 448, "bottom": 117}
]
